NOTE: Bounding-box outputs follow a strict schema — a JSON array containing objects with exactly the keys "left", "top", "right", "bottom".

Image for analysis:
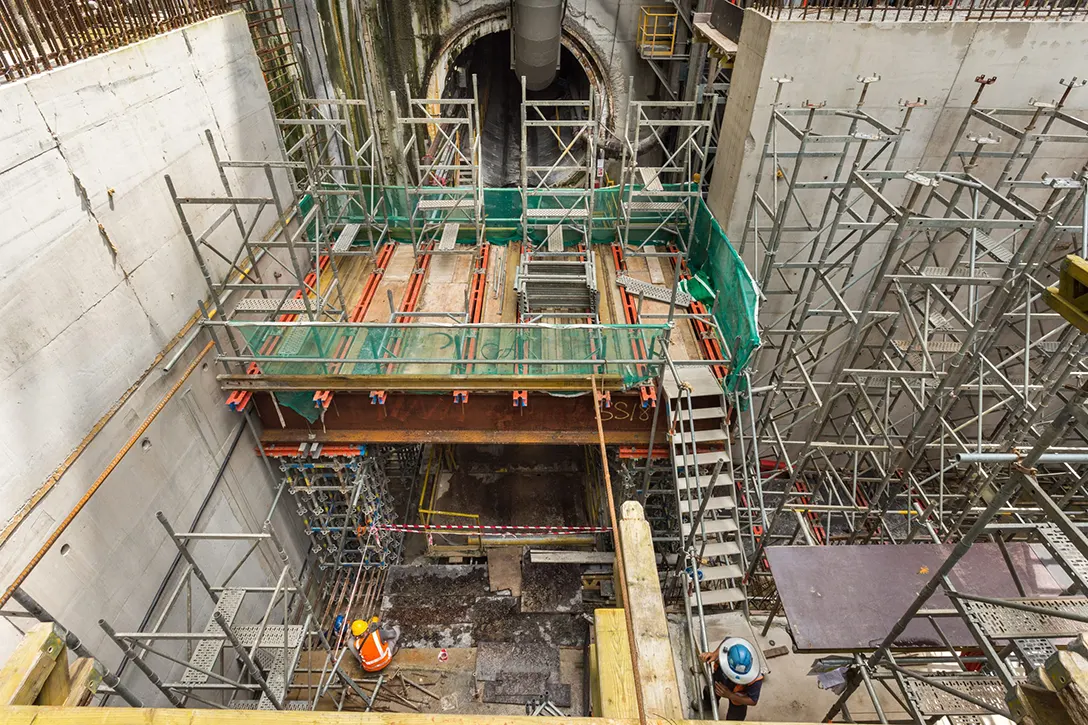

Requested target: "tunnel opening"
[{"left": 445, "top": 31, "right": 592, "bottom": 188}]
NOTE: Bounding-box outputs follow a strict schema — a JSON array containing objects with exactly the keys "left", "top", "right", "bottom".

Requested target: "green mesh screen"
[
  {"left": 235, "top": 323, "right": 669, "bottom": 389},
  {"left": 265, "top": 184, "right": 759, "bottom": 418},
  {"left": 687, "top": 199, "right": 761, "bottom": 392}
]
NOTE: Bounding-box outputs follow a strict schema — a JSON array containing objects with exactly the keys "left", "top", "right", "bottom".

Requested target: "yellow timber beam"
[
  {"left": 0, "top": 710, "right": 828, "bottom": 724},
  {"left": 1044, "top": 255, "right": 1088, "bottom": 334}
]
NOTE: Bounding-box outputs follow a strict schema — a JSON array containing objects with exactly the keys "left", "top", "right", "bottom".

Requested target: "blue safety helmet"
[
  {"left": 333, "top": 614, "right": 346, "bottom": 635},
  {"left": 717, "top": 637, "right": 759, "bottom": 685}
]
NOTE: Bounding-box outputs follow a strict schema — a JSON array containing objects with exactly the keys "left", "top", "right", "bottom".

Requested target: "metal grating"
[
  {"left": 546, "top": 225, "right": 563, "bottom": 252},
  {"left": 235, "top": 298, "right": 307, "bottom": 312},
  {"left": 616, "top": 275, "right": 692, "bottom": 307},
  {"left": 900, "top": 676, "right": 1006, "bottom": 716},
  {"left": 438, "top": 223, "right": 459, "bottom": 252},
  {"left": 179, "top": 588, "right": 245, "bottom": 685},
  {"left": 232, "top": 624, "right": 304, "bottom": 649},
  {"left": 1037, "top": 522, "right": 1088, "bottom": 590},
  {"left": 332, "top": 223, "right": 361, "bottom": 253},
  {"left": 278, "top": 328, "right": 309, "bottom": 356},
  {"left": 228, "top": 699, "right": 309, "bottom": 710},
  {"left": 1014, "top": 638, "right": 1058, "bottom": 669},
  {"left": 961, "top": 598, "right": 1088, "bottom": 638}
]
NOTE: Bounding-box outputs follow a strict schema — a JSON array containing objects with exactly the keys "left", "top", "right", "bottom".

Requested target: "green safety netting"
[
  {"left": 238, "top": 323, "right": 670, "bottom": 418},
  {"left": 263, "top": 184, "right": 759, "bottom": 417},
  {"left": 687, "top": 199, "right": 761, "bottom": 392}
]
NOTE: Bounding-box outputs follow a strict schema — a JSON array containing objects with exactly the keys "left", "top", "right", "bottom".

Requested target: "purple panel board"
[{"left": 766, "top": 543, "right": 1062, "bottom": 651}]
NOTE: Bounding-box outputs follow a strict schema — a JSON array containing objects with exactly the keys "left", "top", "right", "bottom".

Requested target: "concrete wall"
[
  {"left": 708, "top": 12, "right": 1088, "bottom": 242},
  {"left": 0, "top": 11, "right": 306, "bottom": 703}
]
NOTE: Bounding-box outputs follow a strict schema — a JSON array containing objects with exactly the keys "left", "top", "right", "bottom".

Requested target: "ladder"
[{"left": 665, "top": 364, "right": 744, "bottom": 609}]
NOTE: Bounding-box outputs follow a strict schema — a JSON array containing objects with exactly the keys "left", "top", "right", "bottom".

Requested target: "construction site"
[{"left": 6, "top": 0, "right": 1088, "bottom": 722}]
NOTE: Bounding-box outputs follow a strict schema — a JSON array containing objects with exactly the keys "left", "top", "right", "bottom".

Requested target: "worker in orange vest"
[{"left": 350, "top": 616, "right": 400, "bottom": 673}]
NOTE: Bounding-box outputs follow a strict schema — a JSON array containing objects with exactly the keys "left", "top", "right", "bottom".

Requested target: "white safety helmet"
[{"left": 717, "top": 637, "right": 759, "bottom": 685}]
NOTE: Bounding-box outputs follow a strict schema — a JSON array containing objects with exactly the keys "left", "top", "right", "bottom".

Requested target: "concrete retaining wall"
[
  {"left": 0, "top": 11, "right": 305, "bottom": 702},
  {"left": 708, "top": 11, "right": 1088, "bottom": 242}
]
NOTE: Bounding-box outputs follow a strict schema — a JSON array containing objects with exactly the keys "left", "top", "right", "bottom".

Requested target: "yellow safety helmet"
[
  {"left": 351, "top": 619, "right": 367, "bottom": 637},
  {"left": 370, "top": 616, "right": 380, "bottom": 625}
]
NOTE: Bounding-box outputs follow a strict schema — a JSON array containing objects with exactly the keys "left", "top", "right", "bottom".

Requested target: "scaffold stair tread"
[
  {"left": 679, "top": 496, "right": 735, "bottom": 514},
  {"left": 417, "top": 198, "right": 472, "bottom": 210},
  {"left": 682, "top": 518, "right": 738, "bottom": 536},
  {"left": 438, "top": 222, "right": 459, "bottom": 252},
  {"left": 663, "top": 367, "right": 722, "bottom": 398},
  {"left": 699, "top": 540, "right": 741, "bottom": 558},
  {"left": 698, "top": 563, "right": 743, "bottom": 582},
  {"left": 639, "top": 166, "right": 664, "bottom": 192},
  {"left": 676, "top": 473, "right": 733, "bottom": 492},
  {"left": 625, "top": 201, "right": 684, "bottom": 212},
  {"left": 617, "top": 275, "right": 692, "bottom": 307},
  {"left": 975, "top": 230, "right": 1014, "bottom": 263},
  {"left": 961, "top": 596, "right": 1088, "bottom": 638},
  {"left": 688, "top": 586, "right": 744, "bottom": 606},
  {"left": 527, "top": 207, "right": 590, "bottom": 219},
  {"left": 228, "top": 700, "right": 309, "bottom": 711},
  {"left": 332, "top": 223, "right": 361, "bottom": 253},
  {"left": 1036, "top": 522, "right": 1088, "bottom": 588},
  {"left": 180, "top": 588, "right": 245, "bottom": 685},
  {"left": 235, "top": 297, "right": 308, "bottom": 312},
  {"left": 672, "top": 428, "right": 727, "bottom": 445},
  {"left": 676, "top": 450, "right": 731, "bottom": 467},
  {"left": 922, "top": 265, "right": 992, "bottom": 278},
  {"left": 900, "top": 676, "right": 1006, "bottom": 716},
  {"left": 232, "top": 624, "right": 304, "bottom": 648},
  {"left": 893, "top": 339, "right": 961, "bottom": 354},
  {"left": 546, "top": 224, "right": 563, "bottom": 252},
  {"left": 676, "top": 406, "right": 727, "bottom": 421}
]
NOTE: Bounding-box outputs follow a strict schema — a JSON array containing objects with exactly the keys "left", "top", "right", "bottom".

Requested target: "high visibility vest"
[{"left": 357, "top": 630, "right": 392, "bottom": 672}]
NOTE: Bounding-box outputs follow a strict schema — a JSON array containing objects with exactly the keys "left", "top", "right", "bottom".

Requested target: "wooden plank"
[
  {"left": 0, "top": 706, "right": 793, "bottom": 723},
  {"left": 529, "top": 550, "right": 615, "bottom": 565},
  {"left": 32, "top": 645, "right": 68, "bottom": 706},
  {"left": 588, "top": 643, "right": 602, "bottom": 716},
  {"left": 60, "top": 659, "right": 100, "bottom": 708},
  {"left": 0, "top": 623, "right": 64, "bottom": 706},
  {"left": 1046, "top": 648, "right": 1088, "bottom": 723},
  {"left": 618, "top": 501, "right": 684, "bottom": 719},
  {"left": 1009, "top": 666, "right": 1076, "bottom": 725},
  {"left": 594, "top": 608, "right": 639, "bottom": 718}
]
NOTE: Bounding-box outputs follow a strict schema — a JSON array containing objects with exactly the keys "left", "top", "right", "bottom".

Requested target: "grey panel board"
[
  {"left": 766, "top": 543, "right": 1063, "bottom": 651},
  {"left": 475, "top": 641, "right": 559, "bottom": 683},
  {"left": 483, "top": 677, "right": 572, "bottom": 707}
]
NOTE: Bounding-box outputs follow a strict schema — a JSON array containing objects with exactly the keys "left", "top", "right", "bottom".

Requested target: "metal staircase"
[{"left": 665, "top": 363, "right": 744, "bottom": 609}]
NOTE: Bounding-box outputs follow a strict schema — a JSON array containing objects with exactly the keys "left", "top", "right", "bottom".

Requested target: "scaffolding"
[
  {"left": 98, "top": 512, "right": 370, "bottom": 711},
  {"left": 279, "top": 448, "right": 403, "bottom": 571},
  {"left": 821, "top": 382, "right": 1088, "bottom": 724},
  {"left": 392, "top": 78, "right": 484, "bottom": 256},
  {"left": 619, "top": 95, "right": 717, "bottom": 254},
  {"left": 728, "top": 75, "right": 1088, "bottom": 716},
  {"left": 519, "top": 77, "right": 598, "bottom": 253},
  {"left": 167, "top": 130, "right": 348, "bottom": 332}
]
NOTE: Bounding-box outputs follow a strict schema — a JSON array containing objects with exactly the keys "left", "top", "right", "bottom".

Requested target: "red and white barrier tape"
[{"left": 371, "top": 523, "right": 611, "bottom": 534}]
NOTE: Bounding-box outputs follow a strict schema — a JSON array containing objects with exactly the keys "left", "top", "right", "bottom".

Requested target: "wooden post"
[
  {"left": 62, "top": 659, "right": 102, "bottom": 707},
  {"left": 0, "top": 623, "right": 64, "bottom": 706},
  {"left": 32, "top": 645, "right": 68, "bottom": 706},
  {"left": 618, "top": 500, "right": 684, "bottom": 719}
]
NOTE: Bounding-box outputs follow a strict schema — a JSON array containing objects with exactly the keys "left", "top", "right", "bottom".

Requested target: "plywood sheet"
[{"left": 767, "top": 543, "right": 1064, "bottom": 651}]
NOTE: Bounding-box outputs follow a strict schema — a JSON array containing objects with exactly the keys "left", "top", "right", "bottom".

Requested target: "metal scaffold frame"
[
  {"left": 619, "top": 92, "right": 717, "bottom": 254},
  {"left": 733, "top": 73, "right": 1088, "bottom": 615},
  {"left": 282, "top": 95, "right": 392, "bottom": 261},
  {"left": 392, "top": 76, "right": 484, "bottom": 256},
  {"left": 280, "top": 448, "right": 404, "bottom": 571},
  {"left": 98, "top": 512, "right": 370, "bottom": 711},
  {"left": 821, "top": 382, "right": 1088, "bottom": 725},
  {"left": 519, "top": 77, "right": 598, "bottom": 253},
  {"left": 167, "top": 129, "right": 349, "bottom": 337}
]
